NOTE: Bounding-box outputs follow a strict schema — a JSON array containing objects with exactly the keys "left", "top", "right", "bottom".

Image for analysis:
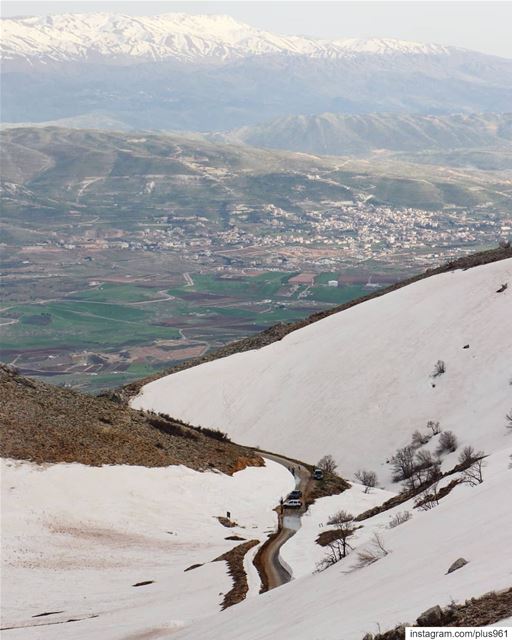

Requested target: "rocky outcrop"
[{"left": 447, "top": 558, "right": 469, "bottom": 574}]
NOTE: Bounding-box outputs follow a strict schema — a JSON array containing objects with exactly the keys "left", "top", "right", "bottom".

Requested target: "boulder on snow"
[
  {"left": 416, "top": 604, "right": 444, "bottom": 626},
  {"left": 446, "top": 557, "right": 468, "bottom": 574}
]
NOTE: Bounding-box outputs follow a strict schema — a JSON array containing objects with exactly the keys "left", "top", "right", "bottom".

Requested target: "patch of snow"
[
  {"left": 1, "top": 12, "right": 461, "bottom": 65},
  {"left": 0, "top": 457, "right": 294, "bottom": 639}
]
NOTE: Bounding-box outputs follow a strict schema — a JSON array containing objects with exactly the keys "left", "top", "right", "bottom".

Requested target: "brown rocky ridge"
[{"left": 0, "top": 364, "right": 262, "bottom": 473}]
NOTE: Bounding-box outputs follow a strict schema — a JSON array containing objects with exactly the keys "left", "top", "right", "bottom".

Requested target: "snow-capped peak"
[{"left": 0, "top": 12, "right": 459, "bottom": 65}]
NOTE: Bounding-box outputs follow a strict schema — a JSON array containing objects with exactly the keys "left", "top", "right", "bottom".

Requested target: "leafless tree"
[
  {"left": 327, "top": 510, "right": 354, "bottom": 558},
  {"left": 316, "top": 510, "right": 355, "bottom": 571},
  {"left": 317, "top": 539, "right": 349, "bottom": 571},
  {"left": 390, "top": 445, "right": 416, "bottom": 482},
  {"left": 458, "top": 447, "right": 486, "bottom": 486},
  {"left": 506, "top": 410, "right": 512, "bottom": 430},
  {"left": 317, "top": 454, "right": 337, "bottom": 474},
  {"left": 354, "top": 469, "right": 378, "bottom": 493}
]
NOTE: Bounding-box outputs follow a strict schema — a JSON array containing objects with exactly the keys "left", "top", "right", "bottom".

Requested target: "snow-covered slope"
[
  {"left": 133, "top": 258, "right": 512, "bottom": 488},
  {"left": 172, "top": 445, "right": 512, "bottom": 640},
  {"left": 1, "top": 458, "right": 294, "bottom": 639},
  {"left": 1, "top": 12, "right": 458, "bottom": 65}
]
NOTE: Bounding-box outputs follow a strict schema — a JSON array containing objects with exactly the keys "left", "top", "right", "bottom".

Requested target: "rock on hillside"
[{"left": 0, "top": 364, "right": 262, "bottom": 473}]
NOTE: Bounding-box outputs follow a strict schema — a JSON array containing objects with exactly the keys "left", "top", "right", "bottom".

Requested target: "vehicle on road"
[
  {"left": 313, "top": 468, "right": 324, "bottom": 480},
  {"left": 288, "top": 489, "right": 302, "bottom": 499},
  {"left": 283, "top": 498, "right": 302, "bottom": 509}
]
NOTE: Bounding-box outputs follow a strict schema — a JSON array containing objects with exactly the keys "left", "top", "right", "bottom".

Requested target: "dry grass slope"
[{"left": 0, "top": 364, "right": 263, "bottom": 473}]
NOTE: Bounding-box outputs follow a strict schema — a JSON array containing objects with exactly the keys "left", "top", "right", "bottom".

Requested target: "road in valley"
[{"left": 257, "top": 453, "right": 312, "bottom": 590}]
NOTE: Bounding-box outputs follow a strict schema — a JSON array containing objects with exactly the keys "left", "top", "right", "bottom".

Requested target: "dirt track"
[{"left": 255, "top": 454, "right": 312, "bottom": 591}]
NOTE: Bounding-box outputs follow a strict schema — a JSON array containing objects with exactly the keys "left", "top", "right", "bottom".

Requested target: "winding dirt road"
[{"left": 256, "top": 454, "right": 312, "bottom": 590}]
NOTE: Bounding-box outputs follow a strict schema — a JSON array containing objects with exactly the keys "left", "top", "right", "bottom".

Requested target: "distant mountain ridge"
[
  {"left": 218, "top": 112, "right": 512, "bottom": 156},
  {"left": 2, "top": 12, "right": 512, "bottom": 129},
  {"left": 1, "top": 12, "right": 463, "bottom": 67}
]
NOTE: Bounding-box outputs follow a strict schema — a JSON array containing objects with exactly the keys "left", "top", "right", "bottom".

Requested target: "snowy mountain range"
[
  {"left": 1, "top": 12, "right": 461, "bottom": 66},
  {"left": 2, "top": 12, "right": 512, "bottom": 129}
]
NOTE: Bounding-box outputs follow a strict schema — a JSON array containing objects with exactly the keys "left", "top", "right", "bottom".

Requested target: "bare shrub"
[
  {"left": 436, "top": 430, "right": 458, "bottom": 455},
  {"left": 355, "top": 533, "right": 390, "bottom": 568},
  {"left": 327, "top": 510, "right": 354, "bottom": 528},
  {"left": 427, "top": 420, "right": 441, "bottom": 435},
  {"left": 317, "top": 454, "right": 337, "bottom": 474},
  {"left": 432, "top": 360, "right": 446, "bottom": 377},
  {"left": 146, "top": 414, "right": 198, "bottom": 440},
  {"left": 195, "top": 426, "right": 231, "bottom": 442},
  {"left": 388, "top": 511, "right": 411, "bottom": 528},
  {"left": 354, "top": 469, "right": 378, "bottom": 493},
  {"left": 506, "top": 410, "right": 512, "bottom": 430}
]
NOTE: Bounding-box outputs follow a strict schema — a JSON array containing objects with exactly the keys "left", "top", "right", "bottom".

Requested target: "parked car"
[
  {"left": 288, "top": 489, "right": 302, "bottom": 499},
  {"left": 313, "top": 468, "right": 324, "bottom": 480},
  {"left": 284, "top": 499, "right": 302, "bottom": 509}
]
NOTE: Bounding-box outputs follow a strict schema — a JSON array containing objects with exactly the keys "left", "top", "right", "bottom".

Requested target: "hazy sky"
[{"left": 3, "top": 1, "right": 512, "bottom": 58}]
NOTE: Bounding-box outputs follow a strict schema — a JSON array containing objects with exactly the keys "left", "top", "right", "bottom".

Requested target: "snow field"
[
  {"left": 134, "top": 259, "right": 512, "bottom": 489},
  {"left": 1, "top": 457, "right": 294, "bottom": 639},
  {"left": 173, "top": 445, "right": 512, "bottom": 640}
]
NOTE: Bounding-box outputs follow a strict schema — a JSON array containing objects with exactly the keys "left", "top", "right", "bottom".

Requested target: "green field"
[
  {"left": 70, "top": 283, "right": 162, "bottom": 303},
  {"left": 169, "top": 271, "right": 294, "bottom": 299},
  {"left": 307, "top": 284, "right": 368, "bottom": 304},
  {"left": 0, "top": 299, "right": 180, "bottom": 350}
]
